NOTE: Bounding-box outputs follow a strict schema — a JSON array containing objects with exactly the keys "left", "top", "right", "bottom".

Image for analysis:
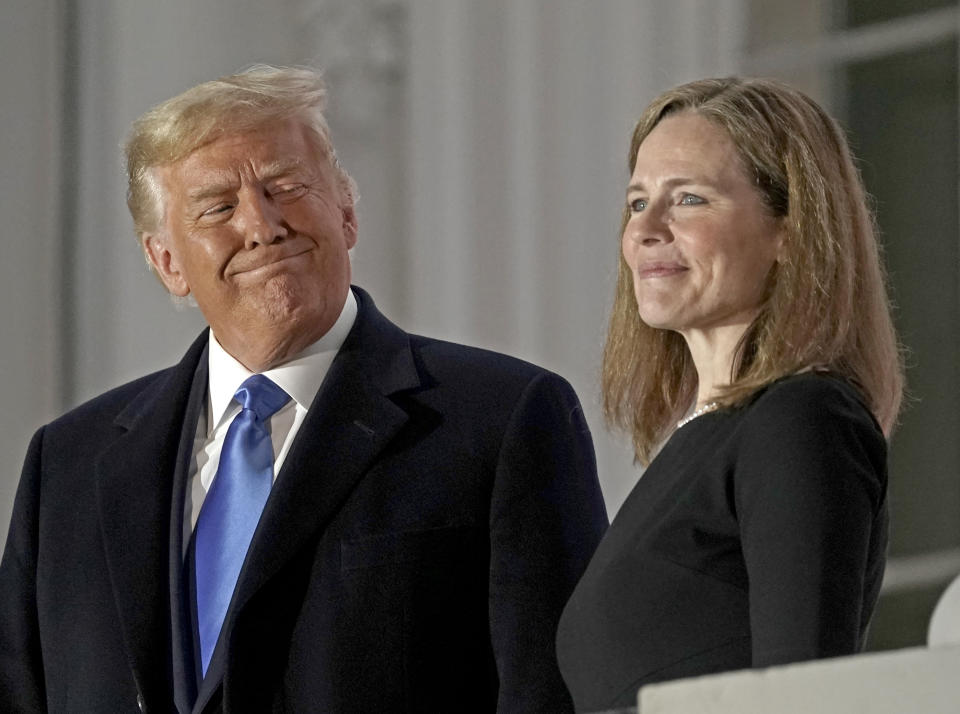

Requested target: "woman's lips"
[{"left": 636, "top": 261, "right": 687, "bottom": 279}]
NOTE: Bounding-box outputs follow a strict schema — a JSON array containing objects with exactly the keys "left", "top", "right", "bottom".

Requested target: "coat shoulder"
[
  {"left": 409, "top": 334, "right": 567, "bottom": 390},
  {"left": 46, "top": 369, "right": 171, "bottom": 433}
]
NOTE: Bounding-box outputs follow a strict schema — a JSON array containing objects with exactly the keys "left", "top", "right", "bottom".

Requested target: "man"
[{"left": 0, "top": 65, "right": 607, "bottom": 712}]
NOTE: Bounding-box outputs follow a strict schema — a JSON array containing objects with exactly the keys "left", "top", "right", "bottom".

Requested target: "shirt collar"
[{"left": 206, "top": 288, "right": 358, "bottom": 432}]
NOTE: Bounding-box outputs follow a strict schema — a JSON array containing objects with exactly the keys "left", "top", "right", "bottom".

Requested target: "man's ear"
[
  {"left": 142, "top": 233, "right": 190, "bottom": 297},
  {"left": 342, "top": 203, "right": 358, "bottom": 250}
]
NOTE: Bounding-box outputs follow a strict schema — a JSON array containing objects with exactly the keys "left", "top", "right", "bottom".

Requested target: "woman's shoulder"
[
  {"left": 727, "top": 371, "right": 886, "bottom": 474},
  {"left": 744, "top": 371, "right": 880, "bottom": 434}
]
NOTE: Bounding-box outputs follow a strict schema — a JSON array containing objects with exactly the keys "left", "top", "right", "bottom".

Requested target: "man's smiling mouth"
[{"left": 230, "top": 249, "right": 312, "bottom": 276}]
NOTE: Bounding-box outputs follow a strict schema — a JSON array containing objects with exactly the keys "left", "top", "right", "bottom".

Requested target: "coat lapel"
[
  {"left": 233, "top": 288, "right": 421, "bottom": 611},
  {"left": 169, "top": 348, "right": 210, "bottom": 714},
  {"left": 195, "top": 289, "right": 426, "bottom": 711},
  {"left": 94, "top": 332, "right": 208, "bottom": 711}
]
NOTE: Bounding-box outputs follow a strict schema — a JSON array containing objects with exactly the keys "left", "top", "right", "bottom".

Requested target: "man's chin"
[{"left": 235, "top": 275, "right": 306, "bottom": 322}]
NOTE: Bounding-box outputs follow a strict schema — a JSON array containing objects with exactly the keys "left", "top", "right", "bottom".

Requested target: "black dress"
[{"left": 555, "top": 373, "right": 888, "bottom": 712}]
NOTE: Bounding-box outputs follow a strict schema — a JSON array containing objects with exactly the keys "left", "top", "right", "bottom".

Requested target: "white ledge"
[{"left": 638, "top": 644, "right": 960, "bottom": 713}]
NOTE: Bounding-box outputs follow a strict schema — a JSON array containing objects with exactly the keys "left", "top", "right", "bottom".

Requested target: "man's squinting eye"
[
  {"left": 270, "top": 184, "right": 308, "bottom": 200},
  {"left": 629, "top": 197, "right": 647, "bottom": 213},
  {"left": 201, "top": 203, "right": 234, "bottom": 217},
  {"left": 679, "top": 193, "right": 705, "bottom": 205}
]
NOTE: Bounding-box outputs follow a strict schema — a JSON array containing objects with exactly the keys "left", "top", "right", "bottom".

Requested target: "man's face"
[{"left": 143, "top": 117, "right": 357, "bottom": 369}]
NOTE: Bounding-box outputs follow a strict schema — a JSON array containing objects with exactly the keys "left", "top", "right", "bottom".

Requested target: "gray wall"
[{"left": 2, "top": 0, "right": 741, "bottom": 539}]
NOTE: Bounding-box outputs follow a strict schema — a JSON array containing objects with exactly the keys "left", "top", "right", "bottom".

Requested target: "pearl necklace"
[{"left": 676, "top": 401, "right": 720, "bottom": 429}]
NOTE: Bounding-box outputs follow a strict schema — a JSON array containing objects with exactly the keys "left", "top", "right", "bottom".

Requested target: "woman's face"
[{"left": 622, "top": 112, "right": 783, "bottom": 343}]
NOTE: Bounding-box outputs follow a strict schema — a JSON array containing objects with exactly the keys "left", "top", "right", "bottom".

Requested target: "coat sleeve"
[
  {"left": 0, "top": 428, "right": 48, "bottom": 712},
  {"left": 487, "top": 371, "right": 608, "bottom": 712},
  {"left": 734, "top": 378, "right": 888, "bottom": 666}
]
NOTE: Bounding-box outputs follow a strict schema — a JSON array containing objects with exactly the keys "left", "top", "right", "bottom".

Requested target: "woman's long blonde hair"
[{"left": 603, "top": 77, "right": 904, "bottom": 465}]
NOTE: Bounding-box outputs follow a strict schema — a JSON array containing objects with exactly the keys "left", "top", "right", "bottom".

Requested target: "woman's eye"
[
  {"left": 629, "top": 198, "right": 647, "bottom": 212},
  {"left": 679, "top": 193, "right": 705, "bottom": 205}
]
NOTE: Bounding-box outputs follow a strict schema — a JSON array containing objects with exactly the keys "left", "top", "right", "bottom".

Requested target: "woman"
[{"left": 555, "top": 77, "right": 904, "bottom": 712}]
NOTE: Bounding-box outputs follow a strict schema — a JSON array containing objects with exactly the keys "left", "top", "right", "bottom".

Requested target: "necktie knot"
[{"left": 234, "top": 374, "right": 290, "bottom": 422}]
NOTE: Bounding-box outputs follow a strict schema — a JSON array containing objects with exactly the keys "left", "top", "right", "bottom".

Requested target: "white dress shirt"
[{"left": 183, "top": 289, "right": 358, "bottom": 553}]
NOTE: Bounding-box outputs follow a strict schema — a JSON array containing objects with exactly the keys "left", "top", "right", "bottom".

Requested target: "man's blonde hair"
[{"left": 124, "top": 64, "right": 355, "bottom": 238}]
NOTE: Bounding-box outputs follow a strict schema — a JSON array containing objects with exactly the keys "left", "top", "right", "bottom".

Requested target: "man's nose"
[{"left": 237, "top": 190, "right": 288, "bottom": 248}]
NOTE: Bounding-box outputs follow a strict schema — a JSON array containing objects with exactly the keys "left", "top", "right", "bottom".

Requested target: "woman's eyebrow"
[{"left": 626, "top": 176, "right": 710, "bottom": 194}]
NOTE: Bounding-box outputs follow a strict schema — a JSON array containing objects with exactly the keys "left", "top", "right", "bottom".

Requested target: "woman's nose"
[{"left": 625, "top": 206, "right": 672, "bottom": 247}]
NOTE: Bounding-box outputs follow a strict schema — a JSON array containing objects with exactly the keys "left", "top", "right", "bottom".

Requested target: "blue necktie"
[{"left": 195, "top": 375, "right": 290, "bottom": 675}]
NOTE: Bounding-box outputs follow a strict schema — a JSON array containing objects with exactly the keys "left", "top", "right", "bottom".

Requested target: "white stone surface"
[
  {"left": 929, "top": 573, "right": 960, "bottom": 647},
  {"left": 638, "top": 645, "right": 960, "bottom": 714}
]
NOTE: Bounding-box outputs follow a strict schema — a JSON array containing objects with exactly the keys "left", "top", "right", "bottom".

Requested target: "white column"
[
  {"left": 293, "top": 0, "right": 409, "bottom": 318},
  {"left": 0, "top": 0, "right": 64, "bottom": 546}
]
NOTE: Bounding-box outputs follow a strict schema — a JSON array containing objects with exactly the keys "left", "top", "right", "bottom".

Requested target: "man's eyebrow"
[
  {"left": 258, "top": 158, "right": 307, "bottom": 181},
  {"left": 187, "top": 175, "right": 239, "bottom": 203},
  {"left": 185, "top": 159, "right": 308, "bottom": 204}
]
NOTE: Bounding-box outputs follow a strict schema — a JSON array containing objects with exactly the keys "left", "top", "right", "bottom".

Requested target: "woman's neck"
[{"left": 680, "top": 322, "right": 752, "bottom": 405}]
